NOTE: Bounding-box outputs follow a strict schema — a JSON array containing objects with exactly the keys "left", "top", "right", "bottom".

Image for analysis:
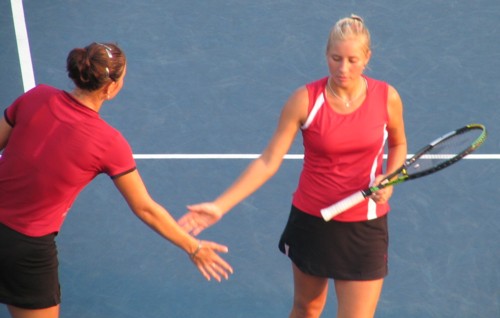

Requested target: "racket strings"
[{"left": 406, "top": 129, "right": 483, "bottom": 175}]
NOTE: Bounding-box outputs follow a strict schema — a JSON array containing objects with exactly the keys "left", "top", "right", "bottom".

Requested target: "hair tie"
[{"left": 350, "top": 15, "right": 364, "bottom": 23}]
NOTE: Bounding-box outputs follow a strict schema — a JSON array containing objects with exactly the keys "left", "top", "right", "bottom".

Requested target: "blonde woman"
[{"left": 181, "top": 15, "right": 407, "bottom": 318}]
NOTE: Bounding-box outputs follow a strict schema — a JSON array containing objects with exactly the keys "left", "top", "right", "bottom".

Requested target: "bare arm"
[
  {"left": 214, "top": 88, "right": 308, "bottom": 213},
  {"left": 180, "top": 87, "right": 309, "bottom": 235},
  {"left": 113, "top": 170, "right": 233, "bottom": 281},
  {"left": 385, "top": 85, "right": 407, "bottom": 174},
  {"left": 371, "top": 85, "right": 407, "bottom": 203}
]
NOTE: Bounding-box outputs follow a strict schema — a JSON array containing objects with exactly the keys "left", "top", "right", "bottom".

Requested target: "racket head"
[{"left": 403, "top": 124, "right": 487, "bottom": 179}]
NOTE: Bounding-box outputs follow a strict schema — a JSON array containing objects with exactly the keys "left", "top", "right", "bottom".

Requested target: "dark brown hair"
[{"left": 66, "top": 42, "right": 126, "bottom": 91}]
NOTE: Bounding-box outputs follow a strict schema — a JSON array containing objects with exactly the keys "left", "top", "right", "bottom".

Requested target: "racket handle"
[{"left": 320, "top": 191, "right": 366, "bottom": 221}]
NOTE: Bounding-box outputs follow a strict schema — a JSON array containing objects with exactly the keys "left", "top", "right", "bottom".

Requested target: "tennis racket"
[{"left": 321, "top": 123, "right": 487, "bottom": 221}]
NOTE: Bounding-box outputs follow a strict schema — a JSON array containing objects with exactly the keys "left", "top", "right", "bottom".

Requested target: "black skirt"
[
  {"left": 0, "top": 223, "right": 61, "bottom": 309},
  {"left": 279, "top": 205, "right": 388, "bottom": 280}
]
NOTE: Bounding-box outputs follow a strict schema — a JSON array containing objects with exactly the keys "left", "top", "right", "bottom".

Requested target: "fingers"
[
  {"left": 202, "top": 242, "right": 233, "bottom": 282},
  {"left": 207, "top": 260, "right": 233, "bottom": 282},
  {"left": 178, "top": 203, "right": 223, "bottom": 235},
  {"left": 179, "top": 210, "right": 214, "bottom": 235},
  {"left": 187, "top": 203, "right": 223, "bottom": 219},
  {"left": 200, "top": 256, "right": 234, "bottom": 282},
  {"left": 190, "top": 241, "right": 233, "bottom": 282},
  {"left": 370, "top": 193, "right": 383, "bottom": 203},
  {"left": 204, "top": 241, "right": 229, "bottom": 254},
  {"left": 370, "top": 187, "right": 393, "bottom": 203},
  {"left": 178, "top": 213, "right": 205, "bottom": 235},
  {"left": 186, "top": 203, "right": 205, "bottom": 212}
]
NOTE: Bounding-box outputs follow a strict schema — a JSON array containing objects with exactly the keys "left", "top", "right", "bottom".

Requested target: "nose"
[{"left": 339, "top": 60, "right": 348, "bottom": 73}]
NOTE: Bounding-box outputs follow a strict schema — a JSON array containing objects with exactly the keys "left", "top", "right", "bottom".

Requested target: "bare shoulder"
[
  {"left": 281, "top": 85, "right": 309, "bottom": 125},
  {"left": 387, "top": 84, "right": 402, "bottom": 106},
  {"left": 386, "top": 84, "right": 404, "bottom": 116},
  {"left": 385, "top": 84, "right": 406, "bottom": 139}
]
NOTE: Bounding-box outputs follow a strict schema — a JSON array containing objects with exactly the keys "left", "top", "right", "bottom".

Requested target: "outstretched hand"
[
  {"left": 178, "top": 202, "right": 224, "bottom": 236},
  {"left": 189, "top": 240, "right": 233, "bottom": 282}
]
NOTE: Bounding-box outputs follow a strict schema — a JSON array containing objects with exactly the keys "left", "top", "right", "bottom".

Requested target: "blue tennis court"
[{"left": 1, "top": 0, "right": 499, "bottom": 317}]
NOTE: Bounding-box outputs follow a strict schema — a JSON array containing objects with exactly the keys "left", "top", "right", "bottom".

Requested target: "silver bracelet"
[{"left": 190, "top": 240, "right": 202, "bottom": 259}]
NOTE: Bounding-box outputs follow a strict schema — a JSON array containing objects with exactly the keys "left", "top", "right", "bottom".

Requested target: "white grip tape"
[{"left": 320, "top": 191, "right": 366, "bottom": 221}]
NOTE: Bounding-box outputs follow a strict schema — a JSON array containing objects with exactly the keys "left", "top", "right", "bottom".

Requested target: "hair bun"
[{"left": 67, "top": 42, "right": 126, "bottom": 91}]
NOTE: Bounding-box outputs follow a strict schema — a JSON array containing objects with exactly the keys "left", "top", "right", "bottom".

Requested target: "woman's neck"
[{"left": 70, "top": 88, "right": 105, "bottom": 112}]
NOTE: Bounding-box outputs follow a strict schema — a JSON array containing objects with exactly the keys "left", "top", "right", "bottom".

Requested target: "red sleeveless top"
[{"left": 292, "top": 76, "right": 389, "bottom": 222}]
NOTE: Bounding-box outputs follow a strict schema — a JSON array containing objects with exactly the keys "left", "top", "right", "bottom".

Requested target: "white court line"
[
  {"left": 11, "top": 0, "right": 36, "bottom": 92},
  {"left": 8, "top": 2, "right": 499, "bottom": 162},
  {"left": 132, "top": 154, "right": 500, "bottom": 160}
]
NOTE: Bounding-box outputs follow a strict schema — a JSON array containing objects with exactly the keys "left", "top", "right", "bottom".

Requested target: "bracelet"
[{"left": 190, "top": 240, "right": 202, "bottom": 259}]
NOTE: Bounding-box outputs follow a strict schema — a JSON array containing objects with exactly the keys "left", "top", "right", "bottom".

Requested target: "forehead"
[{"left": 327, "top": 37, "right": 367, "bottom": 56}]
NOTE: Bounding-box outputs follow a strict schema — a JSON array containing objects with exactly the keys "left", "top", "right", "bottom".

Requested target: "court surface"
[{"left": 1, "top": 1, "right": 499, "bottom": 317}]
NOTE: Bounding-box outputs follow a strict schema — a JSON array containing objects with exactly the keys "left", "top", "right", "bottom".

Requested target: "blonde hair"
[{"left": 326, "top": 14, "right": 371, "bottom": 56}]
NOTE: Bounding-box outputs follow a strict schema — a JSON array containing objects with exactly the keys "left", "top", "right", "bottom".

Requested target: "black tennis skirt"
[
  {"left": 279, "top": 205, "right": 389, "bottom": 280},
  {"left": 0, "top": 223, "right": 61, "bottom": 309}
]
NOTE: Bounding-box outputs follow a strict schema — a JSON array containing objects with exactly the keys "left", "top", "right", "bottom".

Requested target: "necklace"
[{"left": 327, "top": 77, "right": 367, "bottom": 108}]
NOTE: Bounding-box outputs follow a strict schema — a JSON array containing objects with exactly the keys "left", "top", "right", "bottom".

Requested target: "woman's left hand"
[{"left": 370, "top": 175, "right": 393, "bottom": 204}]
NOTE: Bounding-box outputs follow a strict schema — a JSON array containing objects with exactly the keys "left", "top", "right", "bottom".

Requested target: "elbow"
[
  {"left": 130, "top": 201, "right": 157, "bottom": 223},
  {"left": 258, "top": 155, "right": 283, "bottom": 178}
]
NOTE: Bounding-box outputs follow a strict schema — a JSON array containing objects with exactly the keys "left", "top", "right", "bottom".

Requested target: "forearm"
[
  {"left": 135, "top": 202, "right": 198, "bottom": 254},
  {"left": 214, "top": 156, "right": 281, "bottom": 214},
  {"left": 135, "top": 197, "right": 233, "bottom": 282},
  {"left": 114, "top": 170, "right": 233, "bottom": 282},
  {"left": 385, "top": 143, "right": 407, "bottom": 176},
  {"left": 113, "top": 171, "right": 197, "bottom": 254}
]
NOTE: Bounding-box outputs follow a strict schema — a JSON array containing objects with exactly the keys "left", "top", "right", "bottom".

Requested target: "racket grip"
[{"left": 320, "top": 191, "right": 366, "bottom": 221}]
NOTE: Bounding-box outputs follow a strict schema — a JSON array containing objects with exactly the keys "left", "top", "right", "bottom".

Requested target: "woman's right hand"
[{"left": 188, "top": 239, "right": 233, "bottom": 282}]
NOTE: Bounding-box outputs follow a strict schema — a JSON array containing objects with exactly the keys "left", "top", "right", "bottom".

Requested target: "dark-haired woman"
[{"left": 0, "top": 42, "right": 233, "bottom": 318}]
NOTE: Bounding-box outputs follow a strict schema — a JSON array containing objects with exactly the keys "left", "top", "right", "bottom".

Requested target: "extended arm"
[
  {"left": 179, "top": 87, "right": 309, "bottom": 235},
  {"left": 113, "top": 170, "right": 233, "bottom": 281}
]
